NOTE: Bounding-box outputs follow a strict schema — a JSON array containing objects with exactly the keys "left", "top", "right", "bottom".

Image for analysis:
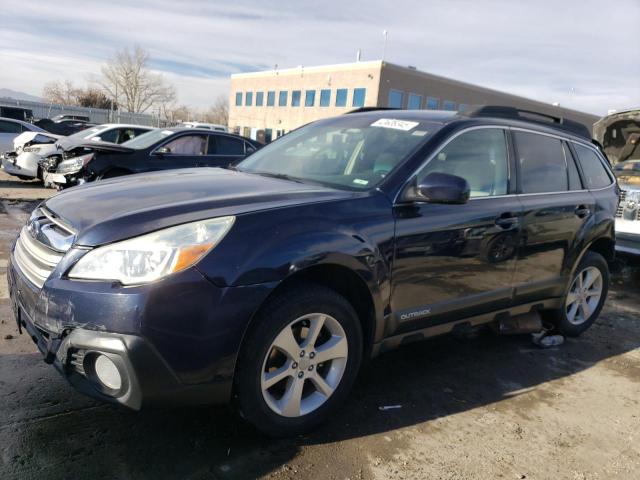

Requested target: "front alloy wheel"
[
  {"left": 261, "top": 313, "right": 348, "bottom": 417},
  {"left": 236, "top": 284, "right": 362, "bottom": 436}
]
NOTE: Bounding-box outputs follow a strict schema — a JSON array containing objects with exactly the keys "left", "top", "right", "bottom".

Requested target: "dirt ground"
[{"left": 0, "top": 171, "right": 639, "bottom": 480}]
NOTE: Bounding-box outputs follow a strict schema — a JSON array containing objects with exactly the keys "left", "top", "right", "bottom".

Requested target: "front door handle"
[
  {"left": 575, "top": 205, "right": 591, "bottom": 218},
  {"left": 495, "top": 213, "right": 519, "bottom": 229}
]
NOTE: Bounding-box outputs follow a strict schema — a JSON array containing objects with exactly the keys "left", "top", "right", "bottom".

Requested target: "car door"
[
  {"left": 148, "top": 133, "right": 208, "bottom": 171},
  {"left": 195, "top": 134, "right": 247, "bottom": 168},
  {"left": 0, "top": 119, "right": 22, "bottom": 152},
  {"left": 391, "top": 127, "right": 522, "bottom": 334},
  {"left": 510, "top": 129, "right": 595, "bottom": 303}
]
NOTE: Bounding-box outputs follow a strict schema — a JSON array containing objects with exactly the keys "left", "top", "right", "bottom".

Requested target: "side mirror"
[
  {"left": 404, "top": 172, "right": 470, "bottom": 204},
  {"left": 155, "top": 146, "right": 170, "bottom": 155}
]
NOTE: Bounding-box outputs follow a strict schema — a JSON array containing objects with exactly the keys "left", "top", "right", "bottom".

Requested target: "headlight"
[
  {"left": 69, "top": 217, "right": 235, "bottom": 285},
  {"left": 57, "top": 153, "right": 94, "bottom": 174}
]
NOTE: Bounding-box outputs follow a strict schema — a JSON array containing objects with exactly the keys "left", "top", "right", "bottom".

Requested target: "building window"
[
  {"left": 235, "top": 92, "right": 242, "bottom": 106},
  {"left": 305, "top": 90, "right": 316, "bottom": 107},
  {"left": 292, "top": 90, "right": 301, "bottom": 107},
  {"left": 279, "top": 91, "right": 288, "bottom": 106},
  {"left": 264, "top": 128, "right": 273, "bottom": 143},
  {"left": 352, "top": 88, "right": 366, "bottom": 107},
  {"left": 245, "top": 92, "right": 253, "bottom": 106},
  {"left": 320, "top": 89, "right": 331, "bottom": 107},
  {"left": 443, "top": 100, "right": 457, "bottom": 111},
  {"left": 426, "top": 97, "right": 439, "bottom": 109},
  {"left": 335, "top": 88, "right": 348, "bottom": 107},
  {"left": 267, "top": 91, "right": 275, "bottom": 106},
  {"left": 256, "top": 92, "right": 264, "bottom": 106},
  {"left": 388, "top": 89, "right": 404, "bottom": 108},
  {"left": 408, "top": 93, "right": 422, "bottom": 110}
]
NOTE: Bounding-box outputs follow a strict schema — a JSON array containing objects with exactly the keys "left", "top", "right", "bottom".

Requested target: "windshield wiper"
[{"left": 251, "top": 171, "right": 305, "bottom": 183}]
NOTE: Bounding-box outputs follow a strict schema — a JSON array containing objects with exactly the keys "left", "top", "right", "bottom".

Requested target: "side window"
[
  {"left": 418, "top": 129, "right": 509, "bottom": 197},
  {"left": 162, "top": 135, "right": 207, "bottom": 155},
  {"left": 514, "top": 131, "right": 568, "bottom": 194},
  {"left": 563, "top": 142, "right": 583, "bottom": 190},
  {"left": 99, "top": 129, "right": 120, "bottom": 143},
  {"left": 0, "top": 120, "right": 22, "bottom": 133},
  {"left": 133, "top": 128, "right": 150, "bottom": 138},
  {"left": 213, "top": 135, "right": 245, "bottom": 155},
  {"left": 573, "top": 144, "right": 613, "bottom": 189}
]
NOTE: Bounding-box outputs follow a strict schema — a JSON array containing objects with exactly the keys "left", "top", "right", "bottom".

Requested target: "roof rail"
[
  {"left": 465, "top": 105, "right": 591, "bottom": 140},
  {"left": 345, "top": 107, "right": 398, "bottom": 114}
]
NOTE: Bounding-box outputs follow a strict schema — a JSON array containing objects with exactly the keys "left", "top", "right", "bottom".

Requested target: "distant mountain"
[{"left": 0, "top": 88, "right": 42, "bottom": 102}]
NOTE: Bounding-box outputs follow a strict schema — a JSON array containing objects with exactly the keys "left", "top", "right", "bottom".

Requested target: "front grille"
[
  {"left": 616, "top": 190, "right": 626, "bottom": 218},
  {"left": 12, "top": 208, "right": 75, "bottom": 289}
]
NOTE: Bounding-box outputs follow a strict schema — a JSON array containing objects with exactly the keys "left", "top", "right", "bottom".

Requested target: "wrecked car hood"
[
  {"left": 44, "top": 168, "right": 354, "bottom": 247},
  {"left": 58, "top": 140, "right": 134, "bottom": 155},
  {"left": 13, "top": 131, "right": 61, "bottom": 150}
]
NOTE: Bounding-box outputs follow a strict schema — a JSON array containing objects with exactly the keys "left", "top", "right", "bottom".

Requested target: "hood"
[
  {"left": 12, "top": 131, "right": 61, "bottom": 150},
  {"left": 594, "top": 109, "right": 640, "bottom": 164},
  {"left": 44, "top": 168, "right": 354, "bottom": 246},
  {"left": 57, "top": 140, "right": 135, "bottom": 154}
]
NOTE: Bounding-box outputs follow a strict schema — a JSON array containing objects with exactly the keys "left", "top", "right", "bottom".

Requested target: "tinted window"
[
  {"left": 267, "top": 91, "right": 275, "bottom": 106},
  {"left": 388, "top": 90, "right": 403, "bottom": 108},
  {"left": 255, "top": 92, "right": 264, "bottom": 106},
  {"left": 99, "top": 129, "right": 120, "bottom": 143},
  {"left": 245, "top": 92, "right": 253, "bottom": 106},
  {"left": 426, "top": 97, "right": 439, "bottom": 109},
  {"left": 408, "top": 93, "right": 422, "bottom": 110},
  {"left": 418, "top": 128, "right": 509, "bottom": 197},
  {"left": 515, "top": 131, "right": 568, "bottom": 194},
  {"left": 305, "top": 90, "right": 316, "bottom": 107},
  {"left": 279, "top": 91, "right": 288, "bottom": 106},
  {"left": 163, "top": 135, "right": 207, "bottom": 155},
  {"left": 291, "top": 90, "right": 301, "bottom": 107},
  {"left": 574, "top": 144, "right": 612, "bottom": 189},
  {"left": 335, "top": 89, "right": 348, "bottom": 107},
  {"left": 352, "top": 88, "right": 366, "bottom": 107},
  {"left": 319, "top": 89, "right": 331, "bottom": 107},
  {"left": 214, "top": 135, "right": 245, "bottom": 155},
  {"left": 564, "top": 142, "right": 583, "bottom": 190},
  {"left": 235, "top": 92, "right": 242, "bottom": 106},
  {"left": 0, "top": 120, "right": 22, "bottom": 134}
]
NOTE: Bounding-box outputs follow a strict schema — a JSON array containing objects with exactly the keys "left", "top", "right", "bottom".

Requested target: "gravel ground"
[{"left": 0, "top": 172, "right": 639, "bottom": 480}]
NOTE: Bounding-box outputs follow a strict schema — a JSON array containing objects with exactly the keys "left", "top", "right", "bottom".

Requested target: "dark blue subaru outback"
[{"left": 8, "top": 107, "right": 618, "bottom": 436}]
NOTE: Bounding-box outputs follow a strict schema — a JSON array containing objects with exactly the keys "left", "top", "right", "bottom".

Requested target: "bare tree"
[
  {"left": 76, "top": 88, "right": 113, "bottom": 109},
  {"left": 202, "top": 95, "right": 229, "bottom": 125},
  {"left": 100, "top": 45, "right": 176, "bottom": 113},
  {"left": 42, "top": 80, "right": 80, "bottom": 105}
]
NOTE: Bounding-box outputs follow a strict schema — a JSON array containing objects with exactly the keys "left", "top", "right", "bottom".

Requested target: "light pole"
[{"left": 382, "top": 30, "right": 388, "bottom": 61}]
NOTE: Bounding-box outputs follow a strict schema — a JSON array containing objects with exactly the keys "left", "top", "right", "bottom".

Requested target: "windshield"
[
  {"left": 122, "top": 129, "right": 174, "bottom": 149},
  {"left": 237, "top": 115, "right": 438, "bottom": 190}
]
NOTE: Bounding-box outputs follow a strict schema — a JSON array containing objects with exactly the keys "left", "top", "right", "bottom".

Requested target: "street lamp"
[{"left": 382, "top": 30, "right": 388, "bottom": 61}]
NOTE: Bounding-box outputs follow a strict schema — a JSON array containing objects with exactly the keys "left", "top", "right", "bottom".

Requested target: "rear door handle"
[{"left": 575, "top": 205, "right": 591, "bottom": 218}]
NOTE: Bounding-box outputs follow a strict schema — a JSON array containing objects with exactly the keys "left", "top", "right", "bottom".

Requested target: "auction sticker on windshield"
[{"left": 371, "top": 118, "right": 419, "bottom": 131}]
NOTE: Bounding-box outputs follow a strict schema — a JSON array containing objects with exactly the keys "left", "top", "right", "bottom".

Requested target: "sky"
[{"left": 1, "top": 0, "right": 638, "bottom": 116}]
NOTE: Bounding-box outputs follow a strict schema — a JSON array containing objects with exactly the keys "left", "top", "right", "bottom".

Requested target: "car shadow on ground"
[{"left": 2, "top": 283, "right": 639, "bottom": 480}]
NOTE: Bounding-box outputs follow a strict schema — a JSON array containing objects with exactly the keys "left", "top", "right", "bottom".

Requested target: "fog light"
[{"left": 94, "top": 354, "right": 122, "bottom": 390}]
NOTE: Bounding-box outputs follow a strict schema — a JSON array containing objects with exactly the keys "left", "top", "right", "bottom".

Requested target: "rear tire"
[
  {"left": 552, "top": 251, "right": 609, "bottom": 337},
  {"left": 235, "top": 283, "right": 362, "bottom": 437}
]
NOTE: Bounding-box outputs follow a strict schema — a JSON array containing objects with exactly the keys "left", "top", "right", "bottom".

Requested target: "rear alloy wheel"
[
  {"left": 236, "top": 284, "right": 362, "bottom": 436},
  {"left": 553, "top": 251, "right": 609, "bottom": 337}
]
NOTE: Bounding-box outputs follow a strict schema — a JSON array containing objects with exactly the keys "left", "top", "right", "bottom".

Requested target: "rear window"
[
  {"left": 514, "top": 131, "right": 569, "bottom": 194},
  {"left": 574, "top": 144, "right": 613, "bottom": 189}
]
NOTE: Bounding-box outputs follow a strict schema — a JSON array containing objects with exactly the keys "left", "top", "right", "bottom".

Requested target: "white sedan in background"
[
  {"left": 2, "top": 123, "right": 154, "bottom": 181},
  {"left": 0, "top": 116, "right": 47, "bottom": 153}
]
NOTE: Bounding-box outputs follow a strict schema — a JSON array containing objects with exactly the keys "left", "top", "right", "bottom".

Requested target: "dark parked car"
[
  {"left": 34, "top": 118, "right": 96, "bottom": 136},
  {"left": 8, "top": 107, "right": 618, "bottom": 436},
  {"left": 46, "top": 127, "right": 261, "bottom": 188}
]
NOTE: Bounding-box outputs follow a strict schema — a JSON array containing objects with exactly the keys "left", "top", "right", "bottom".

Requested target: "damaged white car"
[{"left": 1, "top": 131, "right": 61, "bottom": 180}]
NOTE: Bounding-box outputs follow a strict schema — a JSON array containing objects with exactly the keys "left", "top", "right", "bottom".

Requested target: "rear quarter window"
[
  {"left": 514, "top": 131, "right": 569, "bottom": 194},
  {"left": 574, "top": 144, "right": 613, "bottom": 189}
]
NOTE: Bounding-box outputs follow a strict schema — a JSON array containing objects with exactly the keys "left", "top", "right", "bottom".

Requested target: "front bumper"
[
  {"left": 7, "top": 249, "right": 274, "bottom": 409},
  {"left": 615, "top": 219, "right": 640, "bottom": 256}
]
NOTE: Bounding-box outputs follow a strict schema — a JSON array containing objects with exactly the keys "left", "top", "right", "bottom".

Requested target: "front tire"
[
  {"left": 554, "top": 251, "right": 609, "bottom": 337},
  {"left": 235, "top": 284, "right": 363, "bottom": 437}
]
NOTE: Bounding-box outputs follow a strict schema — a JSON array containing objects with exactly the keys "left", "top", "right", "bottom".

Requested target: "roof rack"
[{"left": 465, "top": 105, "right": 591, "bottom": 140}]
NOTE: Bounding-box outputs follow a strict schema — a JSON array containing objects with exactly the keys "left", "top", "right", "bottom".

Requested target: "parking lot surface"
[{"left": 1, "top": 172, "right": 639, "bottom": 480}]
